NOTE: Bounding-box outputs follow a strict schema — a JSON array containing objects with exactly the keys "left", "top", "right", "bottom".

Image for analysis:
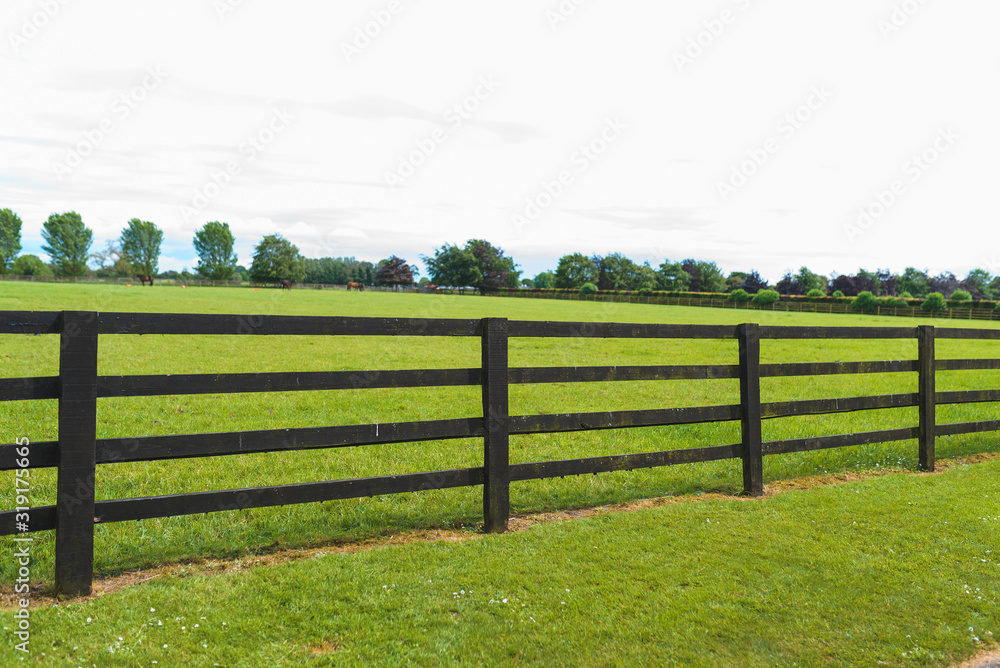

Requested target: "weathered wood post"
[
  {"left": 738, "top": 323, "right": 764, "bottom": 496},
  {"left": 55, "top": 311, "right": 99, "bottom": 597},
  {"left": 917, "top": 325, "right": 935, "bottom": 471},
  {"left": 480, "top": 317, "right": 510, "bottom": 533}
]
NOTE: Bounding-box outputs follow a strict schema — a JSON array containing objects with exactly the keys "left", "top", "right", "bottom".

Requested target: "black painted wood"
[
  {"left": 507, "top": 320, "right": 739, "bottom": 339},
  {"left": 759, "top": 360, "right": 918, "bottom": 377},
  {"left": 93, "top": 468, "right": 485, "bottom": 523},
  {"left": 936, "top": 359, "right": 1000, "bottom": 371},
  {"left": 0, "top": 440, "right": 58, "bottom": 471},
  {"left": 936, "top": 328, "right": 1000, "bottom": 340},
  {"left": 97, "top": 368, "right": 481, "bottom": 397},
  {"left": 759, "top": 326, "right": 917, "bottom": 339},
  {"left": 509, "top": 444, "right": 740, "bottom": 481},
  {"left": 936, "top": 389, "right": 1000, "bottom": 405},
  {"left": 95, "top": 418, "right": 484, "bottom": 463},
  {"left": 738, "top": 323, "right": 763, "bottom": 496},
  {"left": 918, "top": 326, "right": 936, "bottom": 472},
  {"left": 0, "top": 376, "right": 59, "bottom": 401},
  {"left": 0, "top": 311, "right": 61, "bottom": 334},
  {"left": 936, "top": 420, "right": 1000, "bottom": 437},
  {"left": 481, "top": 318, "right": 510, "bottom": 534},
  {"left": 54, "top": 311, "right": 99, "bottom": 597},
  {"left": 0, "top": 505, "right": 57, "bottom": 535},
  {"left": 762, "top": 427, "right": 919, "bottom": 456},
  {"left": 508, "top": 405, "right": 740, "bottom": 435},
  {"left": 761, "top": 393, "right": 919, "bottom": 419}
]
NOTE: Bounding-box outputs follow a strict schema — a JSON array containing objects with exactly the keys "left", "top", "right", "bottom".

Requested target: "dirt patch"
[
  {"left": 3, "top": 452, "right": 999, "bottom": 610},
  {"left": 952, "top": 646, "right": 1000, "bottom": 668}
]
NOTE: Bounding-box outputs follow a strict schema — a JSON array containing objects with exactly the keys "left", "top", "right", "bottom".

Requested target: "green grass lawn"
[
  {"left": 1, "top": 282, "right": 999, "bottom": 597},
  {"left": 8, "top": 458, "right": 1000, "bottom": 667}
]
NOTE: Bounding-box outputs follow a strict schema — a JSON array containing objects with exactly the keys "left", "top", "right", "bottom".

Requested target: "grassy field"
[{"left": 1, "top": 282, "right": 999, "bottom": 582}]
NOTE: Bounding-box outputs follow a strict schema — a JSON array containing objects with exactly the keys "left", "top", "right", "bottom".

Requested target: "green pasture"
[{"left": 1, "top": 282, "right": 999, "bottom": 587}]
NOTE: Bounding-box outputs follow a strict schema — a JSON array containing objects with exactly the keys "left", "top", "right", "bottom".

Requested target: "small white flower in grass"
[
  {"left": 163, "top": 644, "right": 168, "bottom": 648},
  {"left": 503, "top": 598, "right": 508, "bottom": 604},
  {"left": 150, "top": 608, "right": 155, "bottom": 612},
  {"left": 86, "top": 617, "right": 92, "bottom": 623}
]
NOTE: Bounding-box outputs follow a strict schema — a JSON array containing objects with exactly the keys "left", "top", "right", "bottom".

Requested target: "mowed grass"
[
  {"left": 1, "top": 282, "right": 999, "bottom": 587},
  {"left": 14, "top": 459, "right": 1000, "bottom": 667}
]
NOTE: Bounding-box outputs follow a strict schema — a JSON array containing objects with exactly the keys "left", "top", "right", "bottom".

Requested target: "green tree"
[
  {"left": 10, "top": 254, "right": 53, "bottom": 277},
  {"left": 725, "top": 271, "right": 748, "bottom": 292},
  {"left": 922, "top": 292, "right": 946, "bottom": 313},
  {"left": 42, "top": 211, "right": 92, "bottom": 276},
  {"left": 962, "top": 269, "right": 994, "bottom": 300},
  {"left": 193, "top": 221, "right": 238, "bottom": 280},
  {"left": 898, "top": 267, "right": 930, "bottom": 299},
  {"left": 656, "top": 260, "right": 691, "bottom": 291},
  {"left": 0, "top": 208, "right": 22, "bottom": 274},
  {"left": 533, "top": 271, "right": 556, "bottom": 289},
  {"left": 90, "top": 240, "right": 133, "bottom": 278},
  {"left": 422, "top": 244, "right": 481, "bottom": 289},
  {"left": 751, "top": 289, "right": 780, "bottom": 306},
  {"left": 553, "top": 253, "right": 597, "bottom": 289},
  {"left": 681, "top": 259, "right": 725, "bottom": 293},
  {"left": 466, "top": 239, "right": 520, "bottom": 292},
  {"left": 120, "top": 218, "right": 164, "bottom": 276},
  {"left": 728, "top": 288, "right": 750, "bottom": 302},
  {"left": 851, "top": 291, "right": 879, "bottom": 313},
  {"left": 579, "top": 282, "right": 597, "bottom": 295},
  {"left": 249, "top": 234, "right": 305, "bottom": 283},
  {"left": 794, "top": 266, "right": 827, "bottom": 294},
  {"left": 594, "top": 253, "right": 651, "bottom": 291}
]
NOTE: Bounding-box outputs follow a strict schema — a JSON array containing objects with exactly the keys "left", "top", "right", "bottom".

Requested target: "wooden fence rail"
[{"left": 2, "top": 311, "right": 999, "bottom": 597}]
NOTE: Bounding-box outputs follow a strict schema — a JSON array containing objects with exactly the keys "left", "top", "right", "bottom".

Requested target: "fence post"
[
  {"left": 55, "top": 311, "right": 99, "bottom": 597},
  {"left": 738, "top": 323, "right": 764, "bottom": 496},
  {"left": 480, "top": 317, "right": 510, "bottom": 533},
  {"left": 917, "top": 325, "right": 935, "bottom": 472}
]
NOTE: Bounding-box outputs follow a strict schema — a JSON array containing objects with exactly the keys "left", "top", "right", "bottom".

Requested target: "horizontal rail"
[
  {"left": 936, "top": 420, "right": 1000, "bottom": 437},
  {"left": 92, "top": 467, "right": 486, "bottom": 524},
  {"left": 762, "top": 427, "right": 919, "bottom": 455},
  {"left": 98, "top": 313, "right": 482, "bottom": 337},
  {"left": 509, "top": 364, "right": 738, "bottom": 384},
  {"left": 510, "top": 444, "right": 740, "bottom": 480},
  {"left": 936, "top": 390, "right": 1000, "bottom": 405},
  {"left": 759, "top": 360, "right": 917, "bottom": 377},
  {"left": 0, "top": 505, "right": 57, "bottom": 535},
  {"left": 936, "top": 359, "right": 1000, "bottom": 371},
  {"left": 758, "top": 326, "right": 918, "bottom": 339},
  {"left": 509, "top": 405, "right": 739, "bottom": 435},
  {"left": 508, "top": 321, "right": 739, "bottom": 339},
  {"left": 761, "top": 393, "right": 919, "bottom": 419},
  {"left": 95, "top": 418, "right": 484, "bottom": 463},
  {"left": 936, "top": 328, "right": 1000, "bottom": 340},
  {"left": 0, "top": 311, "right": 61, "bottom": 335},
  {"left": 0, "top": 376, "right": 59, "bottom": 401},
  {"left": 97, "top": 368, "right": 481, "bottom": 397},
  {"left": 0, "top": 440, "right": 58, "bottom": 470}
]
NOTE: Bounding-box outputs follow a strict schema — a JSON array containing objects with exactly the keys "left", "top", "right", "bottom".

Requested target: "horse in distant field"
[
  {"left": 347, "top": 282, "right": 364, "bottom": 291},
  {"left": 135, "top": 275, "right": 154, "bottom": 286},
  {"left": 278, "top": 279, "right": 296, "bottom": 290}
]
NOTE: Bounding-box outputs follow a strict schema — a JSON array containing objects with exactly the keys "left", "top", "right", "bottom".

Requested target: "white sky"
[{"left": 2, "top": 0, "right": 998, "bottom": 282}]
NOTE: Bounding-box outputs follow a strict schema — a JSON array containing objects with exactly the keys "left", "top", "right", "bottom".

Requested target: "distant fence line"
[
  {"left": 498, "top": 289, "right": 1000, "bottom": 321},
  {"left": 2, "top": 311, "right": 999, "bottom": 597},
  {"left": 0, "top": 274, "right": 420, "bottom": 291}
]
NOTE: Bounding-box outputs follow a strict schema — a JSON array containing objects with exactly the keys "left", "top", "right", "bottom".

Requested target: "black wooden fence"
[{"left": 2, "top": 312, "right": 1000, "bottom": 597}]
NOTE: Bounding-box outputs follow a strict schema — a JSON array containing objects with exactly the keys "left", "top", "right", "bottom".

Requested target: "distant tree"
[
  {"left": 249, "top": 234, "right": 305, "bottom": 283},
  {"left": 42, "top": 211, "right": 92, "bottom": 276},
  {"left": 922, "top": 292, "right": 946, "bottom": 312},
  {"left": 120, "top": 218, "right": 164, "bottom": 276},
  {"left": 376, "top": 255, "right": 416, "bottom": 287},
  {"left": 875, "top": 268, "right": 899, "bottom": 296},
  {"left": 533, "top": 271, "right": 556, "bottom": 289},
  {"left": 193, "top": 221, "right": 238, "bottom": 280},
  {"left": 775, "top": 272, "right": 802, "bottom": 295},
  {"left": 656, "top": 260, "right": 691, "bottom": 291},
  {"left": 0, "top": 208, "right": 22, "bottom": 274},
  {"left": 466, "top": 239, "right": 520, "bottom": 292},
  {"left": 728, "top": 288, "right": 750, "bottom": 302},
  {"left": 90, "top": 240, "right": 132, "bottom": 278},
  {"left": 851, "top": 291, "right": 879, "bottom": 313},
  {"left": 680, "top": 259, "right": 725, "bottom": 293},
  {"left": 928, "top": 272, "right": 960, "bottom": 298},
  {"left": 579, "top": 282, "right": 598, "bottom": 295},
  {"left": 950, "top": 289, "right": 972, "bottom": 304},
  {"left": 422, "top": 244, "right": 481, "bottom": 290},
  {"left": 898, "top": 267, "right": 930, "bottom": 298},
  {"left": 10, "top": 254, "right": 53, "bottom": 277},
  {"left": 725, "top": 271, "right": 748, "bottom": 293},
  {"left": 962, "top": 268, "right": 994, "bottom": 300},
  {"left": 751, "top": 289, "right": 780, "bottom": 306},
  {"left": 794, "top": 267, "right": 826, "bottom": 295},
  {"left": 830, "top": 274, "right": 857, "bottom": 297},
  {"left": 853, "top": 269, "right": 879, "bottom": 295},
  {"left": 806, "top": 289, "right": 825, "bottom": 297},
  {"left": 553, "top": 253, "right": 597, "bottom": 289},
  {"left": 741, "top": 270, "right": 769, "bottom": 294}
]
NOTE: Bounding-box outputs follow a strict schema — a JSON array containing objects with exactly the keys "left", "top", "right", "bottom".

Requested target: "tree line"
[{"left": 2, "top": 208, "right": 997, "bottom": 299}]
